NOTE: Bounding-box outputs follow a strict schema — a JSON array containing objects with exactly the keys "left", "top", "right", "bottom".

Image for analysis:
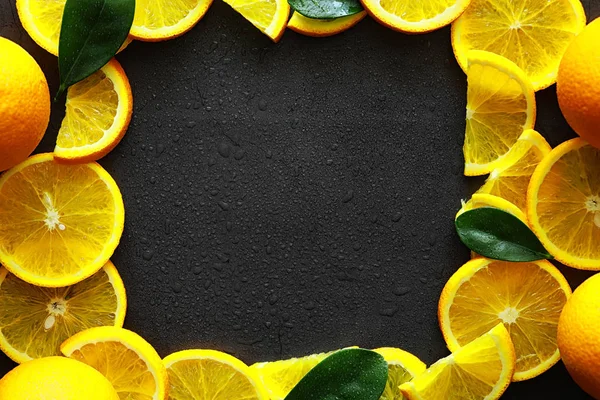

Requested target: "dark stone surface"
[{"left": 1, "top": 0, "right": 599, "bottom": 398}]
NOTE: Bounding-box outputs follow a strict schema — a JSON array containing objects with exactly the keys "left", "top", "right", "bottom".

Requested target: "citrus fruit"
[
  {"left": 475, "top": 129, "right": 551, "bottom": 212},
  {"left": 558, "top": 273, "right": 600, "bottom": 399},
  {"left": 457, "top": 194, "right": 527, "bottom": 223},
  {"left": 0, "top": 37, "right": 50, "bottom": 173},
  {"left": 16, "top": 0, "right": 132, "bottom": 55},
  {"left": 373, "top": 347, "right": 426, "bottom": 400},
  {"left": 223, "top": 0, "right": 290, "bottom": 42},
  {"left": 0, "top": 154, "right": 125, "bottom": 287},
  {"left": 61, "top": 326, "right": 168, "bottom": 400},
  {"left": 0, "top": 356, "right": 119, "bottom": 400},
  {"left": 0, "top": 261, "right": 126, "bottom": 364},
  {"left": 399, "top": 324, "right": 515, "bottom": 400},
  {"left": 527, "top": 138, "right": 600, "bottom": 270},
  {"left": 288, "top": 11, "right": 367, "bottom": 37},
  {"left": 251, "top": 351, "right": 332, "bottom": 399},
  {"left": 361, "top": 0, "right": 471, "bottom": 33},
  {"left": 130, "top": 0, "right": 213, "bottom": 41},
  {"left": 439, "top": 258, "right": 571, "bottom": 381},
  {"left": 557, "top": 17, "right": 600, "bottom": 148},
  {"left": 452, "top": 0, "right": 586, "bottom": 90},
  {"left": 164, "top": 349, "right": 269, "bottom": 400},
  {"left": 54, "top": 59, "right": 133, "bottom": 164},
  {"left": 463, "top": 50, "right": 536, "bottom": 176}
]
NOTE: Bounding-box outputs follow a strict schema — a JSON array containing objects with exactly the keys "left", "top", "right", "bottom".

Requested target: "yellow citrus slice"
[
  {"left": 527, "top": 138, "right": 600, "bottom": 270},
  {"left": 0, "top": 261, "right": 126, "bottom": 364},
  {"left": 250, "top": 351, "right": 332, "bottom": 399},
  {"left": 457, "top": 193, "right": 527, "bottom": 223},
  {"left": 164, "top": 349, "right": 269, "bottom": 399},
  {"left": 475, "top": 129, "right": 551, "bottom": 212},
  {"left": 223, "top": 0, "right": 290, "bottom": 42},
  {"left": 463, "top": 50, "right": 536, "bottom": 176},
  {"left": 61, "top": 326, "right": 168, "bottom": 400},
  {"left": 130, "top": 0, "right": 213, "bottom": 41},
  {"left": 54, "top": 59, "right": 132, "bottom": 164},
  {"left": 374, "top": 348, "right": 426, "bottom": 400},
  {"left": 361, "top": 0, "right": 471, "bottom": 33},
  {"left": 16, "top": 0, "right": 132, "bottom": 56},
  {"left": 439, "top": 258, "right": 571, "bottom": 381},
  {"left": 0, "top": 154, "right": 125, "bottom": 287},
  {"left": 399, "top": 324, "right": 515, "bottom": 400},
  {"left": 452, "top": 0, "right": 586, "bottom": 91},
  {"left": 288, "top": 11, "right": 367, "bottom": 37}
]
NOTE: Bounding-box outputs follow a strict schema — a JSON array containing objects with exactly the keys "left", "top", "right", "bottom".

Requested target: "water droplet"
[
  {"left": 393, "top": 286, "right": 411, "bottom": 296},
  {"left": 217, "top": 143, "right": 230, "bottom": 158},
  {"left": 379, "top": 306, "right": 399, "bottom": 317},
  {"left": 342, "top": 190, "right": 354, "bottom": 203},
  {"left": 172, "top": 282, "right": 182, "bottom": 293},
  {"left": 258, "top": 99, "right": 267, "bottom": 111}
]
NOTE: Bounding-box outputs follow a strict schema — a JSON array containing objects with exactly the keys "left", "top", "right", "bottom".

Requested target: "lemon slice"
[
  {"left": 452, "top": 0, "right": 586, "bottom": 90},
  {"left": 16, "top": 0, "right": 132, "bottom": 56},
  {"left": 130, "top": 0, "right": 213, "bottom": 41},
  {"left": 528, "top": 138, "right": 600, "bottom": 270},
  {"left": 361, "top": 0, "right": 471, "bottom": 33},
  {"left": 54, "top": 59, "right": 132, "bottom": 164},
  {"left": 0, "top": 261, "right": 126, "bottom": 364},
  {"left": 61, "top": 326, "right": 168, "bottom": 400},
  {"left": 374, "top": 348, "right": 426, "bottom": 400},
  {"left": 399, "top": 324, "right": 515, "bottom": 400},
  {"left": 475, "top": 129, "right": 551, "bottom": 211},
  {"left": 288, "top": 11, "right": 367, "bottom": 37},
  {"left": 164, "top": 349, "right": 269, "bottom": 399},
  {"left": 463, "top": 50, "right": 536, "bottom": 176},
  {"left": 250, "top": 351, "right": 332, "bottom": 399},
  {"left": 0, "top": 154, "right": 124, "bottom": 287},
  {"left": 439, "top": 258, "right": 571, "bottom": 381},
  {"left": 223, "top": 0, "right": 290, "bottom": 42}
]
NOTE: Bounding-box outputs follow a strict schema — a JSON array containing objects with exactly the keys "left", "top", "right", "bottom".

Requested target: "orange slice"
[
  {"left": 288, "top": 11, "right": 367, "bottom": 37},
  {"left": 54, "top": 59, "right": 132, "bottom": 164},
  {"left": 439, "top": 258, "right": 571, "bottom": 381},
  {"left": 528, "top": 138, "right": 600, "bottom": 270},
  {"left": 223, "top": 0, "right": 290, "bottom": 42}
]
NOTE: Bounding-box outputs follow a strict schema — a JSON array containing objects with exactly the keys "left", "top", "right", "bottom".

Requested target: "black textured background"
[{"left": 1, "top": 0, "right": 600, "bottom": 398}]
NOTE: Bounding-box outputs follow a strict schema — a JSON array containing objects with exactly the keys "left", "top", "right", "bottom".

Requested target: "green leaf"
[
  {"left": 288, "top": 0, "right": 363, "bottom": 20},
  {"left": 284, "top": 348, "right": 388, "bottom": 400},
  {"left": 57, "top": 0, "right": 135, "bottom": 99},
  {"left": 455, "top": 207, "right": 553, "bottom": 262}
]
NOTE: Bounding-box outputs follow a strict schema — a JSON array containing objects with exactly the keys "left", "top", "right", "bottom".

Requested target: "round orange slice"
[
  {"left": 0, "top": 154, "right": 125, "bottom": 287},
  {"left": 288, "top": 11, "right": 367, "bottom": 37},
  {"left": 54, "top": 59, "right": 132, "bottom": 164},
  {"left": 439, "top": 258, "right": 571, "bottom": 381},
  {"left": 361, "top": 0, "right": 472, "bottom": 33},
  {"left": 130, "top": 0, "right": 213, "bottom": 41},
  {"left": 528, "top": 138, "right": 600, "bottom": 270}
]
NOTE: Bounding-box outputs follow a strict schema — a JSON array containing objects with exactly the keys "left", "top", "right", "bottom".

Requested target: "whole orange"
[
  {"left": 558, "top": 273, "right": 600, "bottom": 399},
  {"left": 557, "top": 18, "right": 600, "bottom": 148},
  {"left": 0, "top": 37, "right": 50, "bottom": 172}
]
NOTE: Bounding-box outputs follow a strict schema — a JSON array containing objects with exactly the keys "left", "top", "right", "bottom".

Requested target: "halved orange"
[
  {"left": 288, "top": 11, "right": 367, "bottom": 37},
  {"left": 528, "top": 138, "right": 600, "bottom": 270}
]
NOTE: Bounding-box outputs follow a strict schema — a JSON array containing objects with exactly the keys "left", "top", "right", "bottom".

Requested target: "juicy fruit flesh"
[
  {"left": 404, "top": 325, "right": 513, "bottom": 400},
  {"left": 168, "top": 358, "right": 263, "bottom": 399},
  {"left": 446, "top": 261, "right": 567, "bottom": 375},
  {"left": 0, "top": 160, "right": 119, "bottom": 282},
  {"left": 58, "top": 70, "right": 118, "bottom": 148},
  {"left": 454, "top": 0, "right": 584, "bottom": 89},
  {"left": 379, "top": 0, "right": 458, "bottom": 22},
  {"left": 134, "top": 0, "right": 199, "bottom": 29},
  {"left": 224, "top": 0, "right": 277, "bottom": 30},
  {"left": 0, "top": 266, "right": 120, "bottom": 361},
  {"left": 69, "top": 341, "right": 157, "bottom": 400},
  {"left": 19, "top": 0, "right": 65, "bottom": 52},
  {"left": 535, "top": 146, "right": 600, "bottom": 261},
  {"left": 477, "top": 133, "right": 548, "bottom": 211},
  {"left": 380, "top": 363, "right": 414, "bottom": 400}
]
